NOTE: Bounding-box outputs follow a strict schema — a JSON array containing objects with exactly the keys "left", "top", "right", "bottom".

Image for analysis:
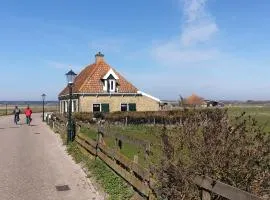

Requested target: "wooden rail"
[
  {"left": 194, "top": 176, "right": 263, "bottom": 200},
  {"left": 46, "top": 116, "right": 264, "bottom": 200},
  {"left": 76, "top": 133, "right": 151, "bottom": 197}
]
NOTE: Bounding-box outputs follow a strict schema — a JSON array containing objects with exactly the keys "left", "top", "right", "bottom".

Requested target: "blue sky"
[{"left": 1, "top": 0, "right": 270, "bottom": 101}]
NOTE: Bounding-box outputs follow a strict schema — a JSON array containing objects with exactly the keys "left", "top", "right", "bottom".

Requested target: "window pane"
[
  {"left": 128, "top": 103, "right": 136, "bottom": 111},
  {"left": 110, "top": 80, "right": 114, "bottom": 90},
  {"left": 93, "top": 104, "right": 100, "bottom": 112},
  {"left": 121, "top": 104, "right": 127, "bottom": 111},
  {"left": 73, "top": 100, "right": 76, "bottom": 112}
]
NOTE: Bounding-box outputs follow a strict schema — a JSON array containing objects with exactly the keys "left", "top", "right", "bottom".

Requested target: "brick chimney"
[{"left": 95, "top": 52, "right": 104, "bottom": 63}]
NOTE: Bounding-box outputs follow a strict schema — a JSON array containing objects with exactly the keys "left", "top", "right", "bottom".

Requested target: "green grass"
[
  {"left": 79, "top": 126, "right": 97, "bottom": 141},
  {"left": 79, "top": 123, "right": 162, "bottom": 167},
  {"left": 108, "top": 125, "right": 162, "bottom": 144},
  {"left": 102, "top": 125, "right": 163, "bottom": 167},
  {"left": 227, "top": 106, "right": 270, "bottom": 132},
  {"left": 67, "top": 142, "right": 134, "bottom": 200},
  {"left": 77, "top": 106, "right": 270, "bottom": 169}
]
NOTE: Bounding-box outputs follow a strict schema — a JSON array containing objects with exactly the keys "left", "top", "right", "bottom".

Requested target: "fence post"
[
  {"left": 201, "top": 189, "right": 211, "bottom": 200},
  {"left": 133, "top": 155, "right": 138, "bottom": 164}
]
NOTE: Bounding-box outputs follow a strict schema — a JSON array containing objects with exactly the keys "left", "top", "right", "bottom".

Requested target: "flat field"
[
  {"left": 0, "top": 104, "right": 58, "bottom": 116},
  {"left": 79, "top": 106, "right": 270, "bottom": 167},
  {"left": 228, "top": 106, "right": 270, "bottom": 132}
]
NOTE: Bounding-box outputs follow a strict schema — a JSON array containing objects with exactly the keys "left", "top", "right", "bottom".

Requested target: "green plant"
[
  {"left": 87, "top": 158, "right": 134, "bottom": 200},
  {"left": 156, "top": 109, "right": 270, "bottom": 199},
  {"left": 80, "top": 126, "right": 97, "bottom": 141},
  {"left": 67, "top": 142, "right": 134, "bottom": 200}
]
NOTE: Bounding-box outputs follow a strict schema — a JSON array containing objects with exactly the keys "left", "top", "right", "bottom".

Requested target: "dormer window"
[
  {"left": 108, "top": 79, "right": 116, "bottom": 92},
  {"left": 102, "top": 69, "right": 119, "bottom": 93}
]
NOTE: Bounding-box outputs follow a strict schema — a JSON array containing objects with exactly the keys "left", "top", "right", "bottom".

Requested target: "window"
[
  {"left": 120, "top": 103, "right": 136, "bottom": 112},
  {"left": 93, "top": 104, "right": 100, "bottom": 112},
  {"left": 129, "top": 103, "right": 136, "bottom": 111},
  {"left": 101, "top": 103, "right": 110, "bottom": 113},
  {"left": 108, "top": 79, "right": 115, "bottom": 92},
  {"left": 110, "top": 80, "right": 114, "bottom": 90},
  {"left": 72, "top": 100, "right": 77, "bottom": 112},
  {"left": 121, "top": 104, "right": 128, "bottom": 111},
  {"left": 103, "top": 69, "right": 119, "bottom": 93},
  {"left": 103, "top": 77, "right": 117, "bottom": 92},
  {"left": 93, "top": 103, "right": 110, "bottom": 113},
  {"left": 64, "top": 101, "right": 68, "bottom": 112}
]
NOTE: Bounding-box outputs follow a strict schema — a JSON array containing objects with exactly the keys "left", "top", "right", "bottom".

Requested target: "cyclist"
[
  {"left": 13, "top": 106, "right": 21, "bottom": 125},
  {"left": 24, "top": 105, "right": 32, "bottom": 126}
]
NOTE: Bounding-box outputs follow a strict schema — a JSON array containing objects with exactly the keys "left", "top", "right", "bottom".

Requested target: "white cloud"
[
  {"left": 151, "top": 0, "right": 219, "bottom": 65},
  {"left": 181, "top": 0, "right": 218, "bottom": 46},
  {"left": 181, "top": 22, "right": 218, "bottom": 46},
  {"left": 152, "top": 40, "right": 219, "bottom": 64}
]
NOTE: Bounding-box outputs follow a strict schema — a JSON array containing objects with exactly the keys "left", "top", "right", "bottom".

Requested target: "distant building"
[
  {"left": 58, "top": 52, "right": 160, "bottom": 113},
  {"left": 160, "top": 100, "right": 180, "bottom": 110},
  {"left": 203, "top": 100, "right": 224, "bottom": 107}
]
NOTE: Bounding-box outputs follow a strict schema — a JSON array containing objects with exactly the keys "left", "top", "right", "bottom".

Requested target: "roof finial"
[{"left": 95, "top": 52, "right": 104, "bottom": 57}]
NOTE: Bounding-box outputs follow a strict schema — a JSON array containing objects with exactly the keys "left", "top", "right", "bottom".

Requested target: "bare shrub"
[{"left": 155, "top": 109, "right": 270, "bottom": 199}]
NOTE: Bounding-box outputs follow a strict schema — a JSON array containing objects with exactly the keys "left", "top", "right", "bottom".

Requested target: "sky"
[{"left": 1, "top": 0, "right": 270, "bottom": 101}]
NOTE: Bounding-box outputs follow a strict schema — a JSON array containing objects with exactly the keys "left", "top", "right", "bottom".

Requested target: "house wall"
[{"left": 78, "top": 95, "right": 160, "bottom": 112}]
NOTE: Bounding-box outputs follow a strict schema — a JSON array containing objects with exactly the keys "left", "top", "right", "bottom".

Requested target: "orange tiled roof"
[{"left": 59, "top": 57, "right": 138, "bottom": 96}]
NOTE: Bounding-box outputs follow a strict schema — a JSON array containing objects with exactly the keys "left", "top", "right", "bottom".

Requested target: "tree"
[{"left": 186, "top": 94, "right": 204, "bottom": 106}]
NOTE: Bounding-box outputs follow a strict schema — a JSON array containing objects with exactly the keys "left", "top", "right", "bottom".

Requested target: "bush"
[
  {"left": 73, "top": 112, "right": 105, "bottom": 122},
  {"left": 155, "top": 109, "right": 270, "bottom": 199},
  {"left": 104, "top": 110, "right": 205, "bottom": 125}
]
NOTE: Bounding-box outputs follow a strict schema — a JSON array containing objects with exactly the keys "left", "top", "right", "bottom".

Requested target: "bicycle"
[{"left": 14, "top": 114, "right": 20, "bottom": 125}]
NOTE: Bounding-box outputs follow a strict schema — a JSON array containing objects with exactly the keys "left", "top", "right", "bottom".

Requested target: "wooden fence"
[{"left": 46, "top": 115, "right": 264, "bottom": 200}]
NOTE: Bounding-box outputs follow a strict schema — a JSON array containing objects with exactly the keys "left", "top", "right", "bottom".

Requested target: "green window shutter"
[
  {"left": 101, "top": 103, "right": 110, "bottom": 113},
  {"left": 128, "top": 103, "right": 136, "bottom": 111}
]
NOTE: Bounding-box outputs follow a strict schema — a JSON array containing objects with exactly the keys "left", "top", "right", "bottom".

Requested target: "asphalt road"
[{"left": 0, "top": 113, "right": 104, "bottom": 200}]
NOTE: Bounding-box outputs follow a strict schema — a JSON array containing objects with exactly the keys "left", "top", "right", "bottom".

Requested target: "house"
[
  {"left": 160, "top": 100, "right": 180, "bottom": 110},
  {"left": 203, "top": 100, "right": 225, "bottom": 107},
  {"left": 58, "top": 52, "right": 160, "bottom": 113}
]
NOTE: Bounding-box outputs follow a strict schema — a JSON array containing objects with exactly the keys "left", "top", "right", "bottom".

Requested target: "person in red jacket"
[{"left": 24, "top": 105, "right": 32, "bottom": 126}]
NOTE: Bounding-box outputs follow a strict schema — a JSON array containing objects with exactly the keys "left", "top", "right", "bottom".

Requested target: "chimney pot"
[{"left": 95, "top": 52, "right": 104, "bottom": 63}]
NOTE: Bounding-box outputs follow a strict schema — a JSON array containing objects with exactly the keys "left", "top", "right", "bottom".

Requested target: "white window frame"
[
  {"left": 72, "top": 100, "right": 77, "bottom": 112},
  {"left": 93, "top": 103, "right": 101, "bottom": 112},
  {"left": 120, "top": 103, "right": 136, "bottom": 111},
  {"left": 93, "top": 103, "right": 110, "bottom": 112},
  {"left": 120, "top": 103, "right": 128, "bottom": 111},
  {"left": 109, "top": 79, "right": 115, "bottom": 92},
  {"left": 65, "top": 101, "right": 68, "bottom": 112}
]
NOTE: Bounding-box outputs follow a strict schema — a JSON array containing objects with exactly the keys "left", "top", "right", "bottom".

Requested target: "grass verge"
[{"left": 67, "top": 141, "right": 134, "bottom": 200}]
